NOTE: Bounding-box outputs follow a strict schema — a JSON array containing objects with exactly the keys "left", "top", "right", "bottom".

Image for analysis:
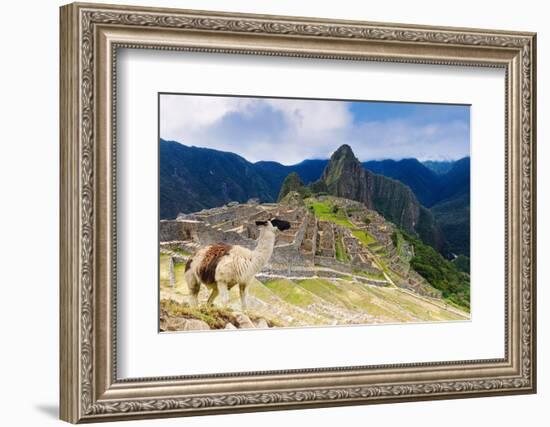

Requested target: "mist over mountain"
[{"left": 423, "top": 160, "right": 456, "bottom": 175}]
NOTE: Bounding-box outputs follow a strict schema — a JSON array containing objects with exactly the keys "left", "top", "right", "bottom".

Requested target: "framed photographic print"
[{"left": 60, "top": 2, "right": 537, "bottom": 423}]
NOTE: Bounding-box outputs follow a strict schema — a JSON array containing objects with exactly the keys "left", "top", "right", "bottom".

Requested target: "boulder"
[
  {"left": 160, "top": 317, "right": 188, "bottom": 332},
  {"left": 182, "top": 318, "right": 210, "bottom": 331},
  {"left": 253, "top": 318, "right": 269, "bottom": 329},
  {"left": 224, "top": 323, "right": 237, "bottom": 330},
  {"left": 234, "top": 313, "right": 255, "bottom": 329}
]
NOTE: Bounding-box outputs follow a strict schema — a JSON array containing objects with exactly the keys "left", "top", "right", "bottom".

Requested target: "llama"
[{"left": 184, "top": 218, "right": 290, "bottom": 311}]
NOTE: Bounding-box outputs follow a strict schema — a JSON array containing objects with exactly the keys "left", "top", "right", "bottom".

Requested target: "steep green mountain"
[
  {"left": 423, "top": 159, "right": 455, "bottom": 175},
  {"left": 313, "top": 145, "right": 445, "bottom": 252},
  {"left": 277, "top": 172, "right": 304, "bottom": 201},
  {"left": 362, "top": 157, "right": 470, "bottom": 256},
  {"left": 437, "top": 157, "right": 470, "bottom": 201},
  {"left": 363, "top": 158, "right": 441, "bottom": 207},
  {"left": 160, "top": 139, "right": 276, "bottom": 218},
  {"left": 431, "top": 158, "right": 471, "bottom": 256}
]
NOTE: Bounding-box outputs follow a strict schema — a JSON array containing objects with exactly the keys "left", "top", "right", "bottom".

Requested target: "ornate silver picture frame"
[{"left": 60, "top": 2, "right": 536, "bottom": 423}]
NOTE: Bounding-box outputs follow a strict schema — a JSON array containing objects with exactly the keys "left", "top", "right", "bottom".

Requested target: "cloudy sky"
[{"left": 160, "top": 93, "right": 470, "bottom": 165}]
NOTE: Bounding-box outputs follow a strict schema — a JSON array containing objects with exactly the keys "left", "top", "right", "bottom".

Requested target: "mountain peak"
[{"left": 331, "top": 144, "right": 357, "bottom": 161}]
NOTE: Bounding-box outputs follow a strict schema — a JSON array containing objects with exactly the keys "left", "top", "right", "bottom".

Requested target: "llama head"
[
  {"left": 255, "top": 218, "right": 291, "bottom": 232},
  {"left": 270, "top": 218, "right": 291, "bottom": 231}
]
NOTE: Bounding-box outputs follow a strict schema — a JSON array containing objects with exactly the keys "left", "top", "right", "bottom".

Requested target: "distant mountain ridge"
[
  {"left": 160, "top": 140, "right": 274, "bottom": 218},
  {"left": 423, "top": 160, "right": 456, "bottom": 175},
  {"left": 160, "top": 139, "right": 328, "bottom": 218},
  {"left": 363, "top": 158, "right": 441, "bottom": 207},
  {"left": 431, "top": 158, "right": 470, "bottom": 256}
]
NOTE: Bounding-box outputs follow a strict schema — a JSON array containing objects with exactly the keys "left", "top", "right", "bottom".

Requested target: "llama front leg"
[{"left": 239, "top": 283, "right": 249, "bottom": 312}]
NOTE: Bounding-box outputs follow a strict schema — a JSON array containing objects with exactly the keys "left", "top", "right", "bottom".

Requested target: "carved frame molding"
[{"left": 60, "top": 2, "right": 536, "bottom": 423}]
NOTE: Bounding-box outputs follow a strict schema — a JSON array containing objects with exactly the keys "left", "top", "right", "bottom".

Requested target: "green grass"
[
  {"left": 160, "top": 298, "right": 283, "bottom": 330},
  {"left": 351, "top": 229, "right": 376, "bottom": 245},
  {"left": 296, "top": 278, "right": 355, "bottom": 309},
  {"left": 307, "top": 200, "right": 354, "bottom": 227},
  {"left": 160, "top": 254, "right": 189, "bottom": 288},
  {"left": 353, "top": 269, "right": 386, "bottom": 281},
  {"left": 263, "top": 279, "right": 316, "bottom": 307},
  {"left": 171, "top": 247, "right": 191, "bottom": 256},
  {"left": 335, "top": 238, "right": 349, "bottom": 262},
  {"left": 161, "top": 299, "right": 236, "bottom": 329}
]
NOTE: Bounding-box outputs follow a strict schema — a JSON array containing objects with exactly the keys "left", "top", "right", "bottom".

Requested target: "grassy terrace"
[
  {"left": 307, "top": 199, "right": 376, "bottom": 247},
  {"left": 335, "top": 237, "right": 349, "bottom": 262},
  {"left": 307, "top": 198, "right": 388, "bottom": 274},
  {"left": 160, "top": 254, "right": 188, "bottom": 288},
  {"left": 307, "top": 199, "right": 354, "bottom": 227}
]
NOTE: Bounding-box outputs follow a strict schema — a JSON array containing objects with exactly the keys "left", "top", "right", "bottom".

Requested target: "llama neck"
[{"left": 247, "top": 227, "right": 276, "bottom": 276}]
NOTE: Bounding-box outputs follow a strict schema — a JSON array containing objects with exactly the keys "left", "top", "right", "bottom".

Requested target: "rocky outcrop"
[
  {"left": 314, "top": 145, "right": 445, "bottom": 251},
  {"left": 160, "top": 315, "right": 210, "bottom": 332},
  {"left": 234, "top": 313, "right": 256, "bottom": 329}
]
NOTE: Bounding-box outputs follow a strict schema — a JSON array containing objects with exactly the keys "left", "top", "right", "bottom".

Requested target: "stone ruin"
[{"left": 160, "top": 199, "right": 442, "bottom": 298}]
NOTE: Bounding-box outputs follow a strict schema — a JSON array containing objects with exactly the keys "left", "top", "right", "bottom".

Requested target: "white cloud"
[
  {"left": 160, "top": 95, "right": 469, "bottom": 164},
  {"left": 264, "top": 98, "right": 352, "bottom": 134},
  {"left": 160, "top": 94, "right": 255, "bottom": 138},
  {"left": 348, "top": 119, "right": 470, "bottom": 161}
]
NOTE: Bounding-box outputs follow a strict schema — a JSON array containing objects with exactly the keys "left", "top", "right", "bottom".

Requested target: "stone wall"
[
  {"left": 291, "top": 214, "right": 309, "bottom": 249},
  {"left": 160, "top": 219, "right": 203, "bottom": 242},
  {"left": 351, "top": 257, "right": 382, "bottom": 275},
  {"left": 314, "top": 256, "right": 353, "bottom": 274},
  {"left": 272, "top": 243, "right": 312, "bottom": 267}
]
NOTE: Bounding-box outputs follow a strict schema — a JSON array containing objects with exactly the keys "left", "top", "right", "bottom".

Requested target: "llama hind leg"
[
  {"left": 217, "top": 282, "right": 230, "bottom": 308},
  {"left": 185, "top": 269, "right": 200, "bottom": 307},
  {"left": 207, "top": 286, "right": 219, "bottom": 306}
]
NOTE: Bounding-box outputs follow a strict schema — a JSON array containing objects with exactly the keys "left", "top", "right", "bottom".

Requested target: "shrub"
[{"left": 402, "top": 231, "right": 470, "bottom": 310}]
